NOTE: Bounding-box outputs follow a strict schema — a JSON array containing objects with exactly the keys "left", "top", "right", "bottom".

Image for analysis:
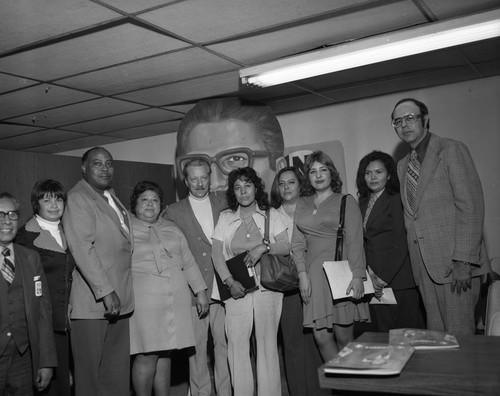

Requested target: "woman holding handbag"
[
  {"left": 212, "top": 167, "right": 290, "bottom": 396},
  {"left": 270, "top": 166, "right": 328, "bottom": 396},
  {"left": 291, "top": 151, "right": 369, "bottom": 362}
]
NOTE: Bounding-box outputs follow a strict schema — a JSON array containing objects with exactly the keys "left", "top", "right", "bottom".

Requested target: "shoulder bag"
[{"left": 259, "top": 208, "right": 299, "bottom": 292}]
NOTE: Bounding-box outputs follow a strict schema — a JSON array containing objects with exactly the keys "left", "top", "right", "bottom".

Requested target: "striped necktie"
[
  {"left": 406, "top": 150, "right": 420, "bottom": 212},
  {"left": 1, "top": 247, "right": 15, "bottom": 284},
  {"left": 103, "top": 190, "right": 129, "bottom": 233}
]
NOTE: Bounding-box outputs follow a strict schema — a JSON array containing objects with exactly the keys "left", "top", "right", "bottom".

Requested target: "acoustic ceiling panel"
[
  {"left": 57, "top": 47, "right": 239, "bottom": 95},
  {"left": 423, "top": 0, "right": 500, "bottom": 19},
  {"left": 104, "top": 120, "right": 180, "bottom": 139},
  {"left": 0, "top": 73, "right": 38, "bottom": 94},
  {"left": 99, "top": 0, "right": 175, "bottom": 15},
  {"left": 0, "top": 85, "right": 97, "bottom": 120},
  {"left": 116, "top": 70, "right": 241, "bottom": 106},
  {"left": 64, "top": 108, "right": 181, "bottom": 134},
  {"left": 0, "top": 124, "right": 42, "bottom": 140},
  {"left": 0, "top": 23, "right": 189, "bottom": 81},
  {"left": 7, "top": 97, "right": 148, "bottom": 128},
  {"left": 208, "top": 1, "right": 426, "bottom": 65},
  {"left": 30, "top": 135, "right": 126, "bottom": 154},
  {"left": 139, "top": 0, "right": 367, "bottom": 43},
  {"left": 0, "top": 0, "right": 120, "bottom": 53},
  {"left": 0, "top": 129, "right": 87, "bottom": 150}
]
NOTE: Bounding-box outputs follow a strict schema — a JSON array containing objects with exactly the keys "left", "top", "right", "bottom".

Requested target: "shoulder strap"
[
  {"left": 335, "top": 195, "right": 348, "bottom": 260},
  {"left": 263, "top": 208, "right": 270, "bottom": 244}
]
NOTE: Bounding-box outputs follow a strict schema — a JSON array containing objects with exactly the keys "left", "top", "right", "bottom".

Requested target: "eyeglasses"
[
  {"left": 176, "top": 147, "right": 269, "bottom": 177},
  {"left": 392, "top": 113, "right": 422, "bottom": 128},
  {"left": 0, "top": 211, "right": 19, "bottom": 221}
]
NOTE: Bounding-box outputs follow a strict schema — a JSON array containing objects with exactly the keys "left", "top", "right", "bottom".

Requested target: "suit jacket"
[
  {"left": 164, "top": 192, "right": 227, "bottom": 303},
  {"left": 16, "top": 217, "right": 76, "bottom": 332},
  {"left": 0, "top": 244, "right": 57, "bottom": 380},
  {"left": 62, "top": 179, "right": 134, "bottom": 319},
  {"left": 397, "top": 133, "right": 488, "bottom": 283},
  {"left": 361, "top": 191, "right": 416, "bottom": 290}
]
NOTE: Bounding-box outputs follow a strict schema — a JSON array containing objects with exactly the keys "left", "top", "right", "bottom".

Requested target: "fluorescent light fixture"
[{"left": 240, "top": 9, "right": 500, "bottom": 87}]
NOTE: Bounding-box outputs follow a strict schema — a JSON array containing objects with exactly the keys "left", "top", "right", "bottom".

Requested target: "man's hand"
[
  {"left": 103, "top": 291, "right": 121, "bottom": 320},
  {"left": 36, "top": 368, "right": 53, "bottom": 391},
  {"left": 196, "top": 290, "right": 209, "bottom": 318},
  {"left": 444, "top": 261, "right": 472, "bottom": 296}
]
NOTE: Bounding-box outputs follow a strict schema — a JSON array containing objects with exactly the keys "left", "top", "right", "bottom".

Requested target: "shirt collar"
[{"left": 413, "top": 131, "right": 432, "bottom": 162}]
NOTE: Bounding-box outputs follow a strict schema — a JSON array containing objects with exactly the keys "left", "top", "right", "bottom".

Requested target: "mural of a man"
[
  {"left": 176, "top": 97, "right": 286, "bottom": 192},
  {"left": 175, "top": 97, "right": 328, "bottom": 396}
]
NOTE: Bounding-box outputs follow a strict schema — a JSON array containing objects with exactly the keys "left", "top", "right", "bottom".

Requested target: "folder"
[{"left": 214, "top": 251, "right": 259, "bottom": 301}]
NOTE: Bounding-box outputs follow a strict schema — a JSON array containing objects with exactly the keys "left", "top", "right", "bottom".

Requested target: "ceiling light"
[{"left": 240, "top": 9, "right": 500, "bottom": 88}]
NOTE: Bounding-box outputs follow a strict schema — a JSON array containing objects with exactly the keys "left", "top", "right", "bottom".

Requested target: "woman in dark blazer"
[
  {"left": 16, "top": 179, "right": 76, "bottom": 396},
  {"left": 356, "top": 151, "right": 424, "bottom": 332}
]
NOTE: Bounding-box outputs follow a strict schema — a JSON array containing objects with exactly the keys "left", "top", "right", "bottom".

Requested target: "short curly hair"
[
  {"left": 226, "top": 167, "right": 269, "bottom": 211},
  {"left": 130, "top": 180, "right": 164, "bottom": 215}
]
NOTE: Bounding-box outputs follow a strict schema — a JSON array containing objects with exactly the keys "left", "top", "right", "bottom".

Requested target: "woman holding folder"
[
  {"left": 212, "top": 167, "right": 290, "bottom": 396},
  {"left": 356, "top": 151, "right": 424, "bottom": 332},
  {"left": 291, "top": 151, "right": 369, "bottom": 362}
]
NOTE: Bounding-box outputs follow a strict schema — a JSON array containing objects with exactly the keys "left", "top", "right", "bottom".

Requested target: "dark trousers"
[
  {"left": 280, "top": 291, "right": 329, "bottom": 396},
  {"left": 0, "top": 338, "right": 33, "bottom": 396},
  {"left": 39, "top": 331, "right": 71, "bottom": 396},
  {"left": 71, "top": 318, "right": 130, "bottom": 396}
]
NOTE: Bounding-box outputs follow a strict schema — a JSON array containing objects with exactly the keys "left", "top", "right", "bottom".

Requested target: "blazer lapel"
[
  {"left": 13, "top": 246, "right": 31, "bottom": 315},
  {"left": 366, "top": 191, "right": 390, "bottom": 230},
  {"left": 398, "top": 154, "right": 411, "bottom": 213},
  {"left": 415, "top": 135, "right": 441, "bottom": 212}
]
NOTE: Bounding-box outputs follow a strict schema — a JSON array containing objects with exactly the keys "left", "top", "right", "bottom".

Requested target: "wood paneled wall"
[{"left": 0, "top": 149, "right": 175, "bottom": 225}]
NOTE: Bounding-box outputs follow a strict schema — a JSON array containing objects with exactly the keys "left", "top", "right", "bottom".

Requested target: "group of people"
[{"left": 0, "top": 96, "right": 488, "bottom": 396}]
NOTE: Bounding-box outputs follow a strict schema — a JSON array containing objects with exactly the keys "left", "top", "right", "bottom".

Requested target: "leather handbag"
[{"left": 259, "top": 208, "right": 299, "bottom": 292}]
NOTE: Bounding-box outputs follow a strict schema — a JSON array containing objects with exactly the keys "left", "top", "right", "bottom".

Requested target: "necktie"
[
  {"left": 406, "top": 150, "right": 420, "bottom": 212},
  {"left": 1, "top": 247, "right": 15, "bottom": 284},
  {"left": 103, "top": 190, "right": 129, "bottom": 233},
  {"left": 363, "top": 193, "right": 378, "bottom": 230}
]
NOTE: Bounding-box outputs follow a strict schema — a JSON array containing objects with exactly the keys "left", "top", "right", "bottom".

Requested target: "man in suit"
[
  {"left": 63, "top": 147, "right": 134, "bottom": 396},
  {"left": 164, "top": 158, "right": 231, "bottom": 396},
  {"left": 392, "top": 98, "right": 488, "bottom": 335},
  {"left": 0, "top": 192, "right": 57, "bottom": 395}
]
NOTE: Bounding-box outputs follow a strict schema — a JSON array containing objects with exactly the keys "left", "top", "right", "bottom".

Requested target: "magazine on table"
[
  {"left": 389, "top": 328, "right": 459, "bottom": 350},
  {"left": 323, "top": 342, "right": 415, "bottom": 376}
]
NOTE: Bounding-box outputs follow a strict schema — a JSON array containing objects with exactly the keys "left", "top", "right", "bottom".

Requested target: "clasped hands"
[{"left": 445, "top": 260, "right": 472, "bottom": 295}]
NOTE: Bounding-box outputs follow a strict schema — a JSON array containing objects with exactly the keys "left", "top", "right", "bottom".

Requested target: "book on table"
[
  {"left": 389, "top": 328, "right": 459, "bottom": 350},
  {"left": 323, "top": 342, "right": 415, "bottom": 376},
  {"left": 323, "top": 260, "right": 375, "bottom": 300},
  {"left": 214, "top": 251, "right": 259, "bottom": 301}
]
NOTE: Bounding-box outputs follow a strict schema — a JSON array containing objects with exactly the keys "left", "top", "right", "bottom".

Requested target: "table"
[{"left": 319, "top": 332, "right": 500, "bottom": 395}]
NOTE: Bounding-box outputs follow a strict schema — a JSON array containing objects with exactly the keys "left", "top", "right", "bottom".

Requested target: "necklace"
[{"left": 240, "top": 213, "right": 255, "bottom": 239}]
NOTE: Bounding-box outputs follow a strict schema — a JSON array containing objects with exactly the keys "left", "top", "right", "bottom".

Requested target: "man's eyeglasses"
[
  {"left": 176, "top": 147, "right": 269, "bottom": 177},
  {"left": 0, "top": 211, "right": 19, "bottom": 221},
  {"left": 392, "top": 113, "right": 422, "bottom": 128}
]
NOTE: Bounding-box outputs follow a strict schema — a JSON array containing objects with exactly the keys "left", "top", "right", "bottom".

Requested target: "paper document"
[
  {"left": 323, "top": 260, "right": 374, "bottom": 300},
  {"left": 370, "top": 287, "right": 397, "bottom": 304}
]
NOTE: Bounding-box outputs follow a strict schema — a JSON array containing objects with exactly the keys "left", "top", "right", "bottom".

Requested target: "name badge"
[{"left": 34, "top": 276, "right": 42, "bottom": 297}]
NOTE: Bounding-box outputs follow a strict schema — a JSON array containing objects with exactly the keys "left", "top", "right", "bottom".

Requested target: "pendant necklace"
[{"left": 241, "top": 213, "right": 254, "bottom": 239}]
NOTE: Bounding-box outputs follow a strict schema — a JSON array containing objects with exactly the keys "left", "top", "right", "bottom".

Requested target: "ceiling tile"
[
  {"left": 57, "top": 47, "right": 238, "bottom": 95},
  {"left": 30, "top": 135, "right": 126, "bottom": 153},
  {"left": 422, "top": 0, "right": 500, "bottom": 19},
  {"left": 104, "top": 120, "right": 180, "bottom": 139},
  {"left": 100, "top": 0, "right": 177, "bottom": 14},
  {"left": 162, "top": 103, "right": 197, "bottom": 114},
  {"left": 64, "top": 108, "right": 181, "bottom": 133},
  {"left": 116, "top": 71, "right": 241, "bottom": 106},
  {"left": 0, "top": 85, "right": 97, "bottom": 120},
  {"left": 0, "top": 24, "right": 189, "bottom": 81},
  {"left": 7, "top": 98, "right": 148, "bottom": 128},
  {"left": 0, "top": 73, "right": 38, "bottom": 94},
  {"left": 140, "top": 0, "right": 368, "bottom": 43},
  {"left": 208, "top": 1, "right": 426, "bottom": 65},
  {"left": 0, "top": 124, "right": 42, "bottom": 140},
  {"left": 0, "top": 129, "right": 87, "bottom": 150},
  {"left": 0, "top": 0, "right": 121, "bottom": 53}
]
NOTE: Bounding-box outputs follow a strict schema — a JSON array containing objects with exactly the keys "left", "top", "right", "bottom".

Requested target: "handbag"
[
  {"left": 335, "top": 195, "right": 348, "bottom": 260},
  {"left": 259, "top": 208, "right": 299, "bottom": 292}
]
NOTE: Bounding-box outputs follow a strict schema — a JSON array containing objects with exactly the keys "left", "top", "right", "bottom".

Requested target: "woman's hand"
[
  {"left": 299, "top": 272, "right": 311, "bottom": 304},
  {"left": 347, "top": 277, "right": 365, "bottom": 300},
  {"left": 227, "top": 279, "right": 246, "bottom": 299},
  {"left": 244, "top": 244, "right": 267, "bottom": 267},
  {"left": 196, "top": 290, "right": 209, "bottom": 318},
  {"left": 369, "top": 273, "right": 386, "bottom": 299}
]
